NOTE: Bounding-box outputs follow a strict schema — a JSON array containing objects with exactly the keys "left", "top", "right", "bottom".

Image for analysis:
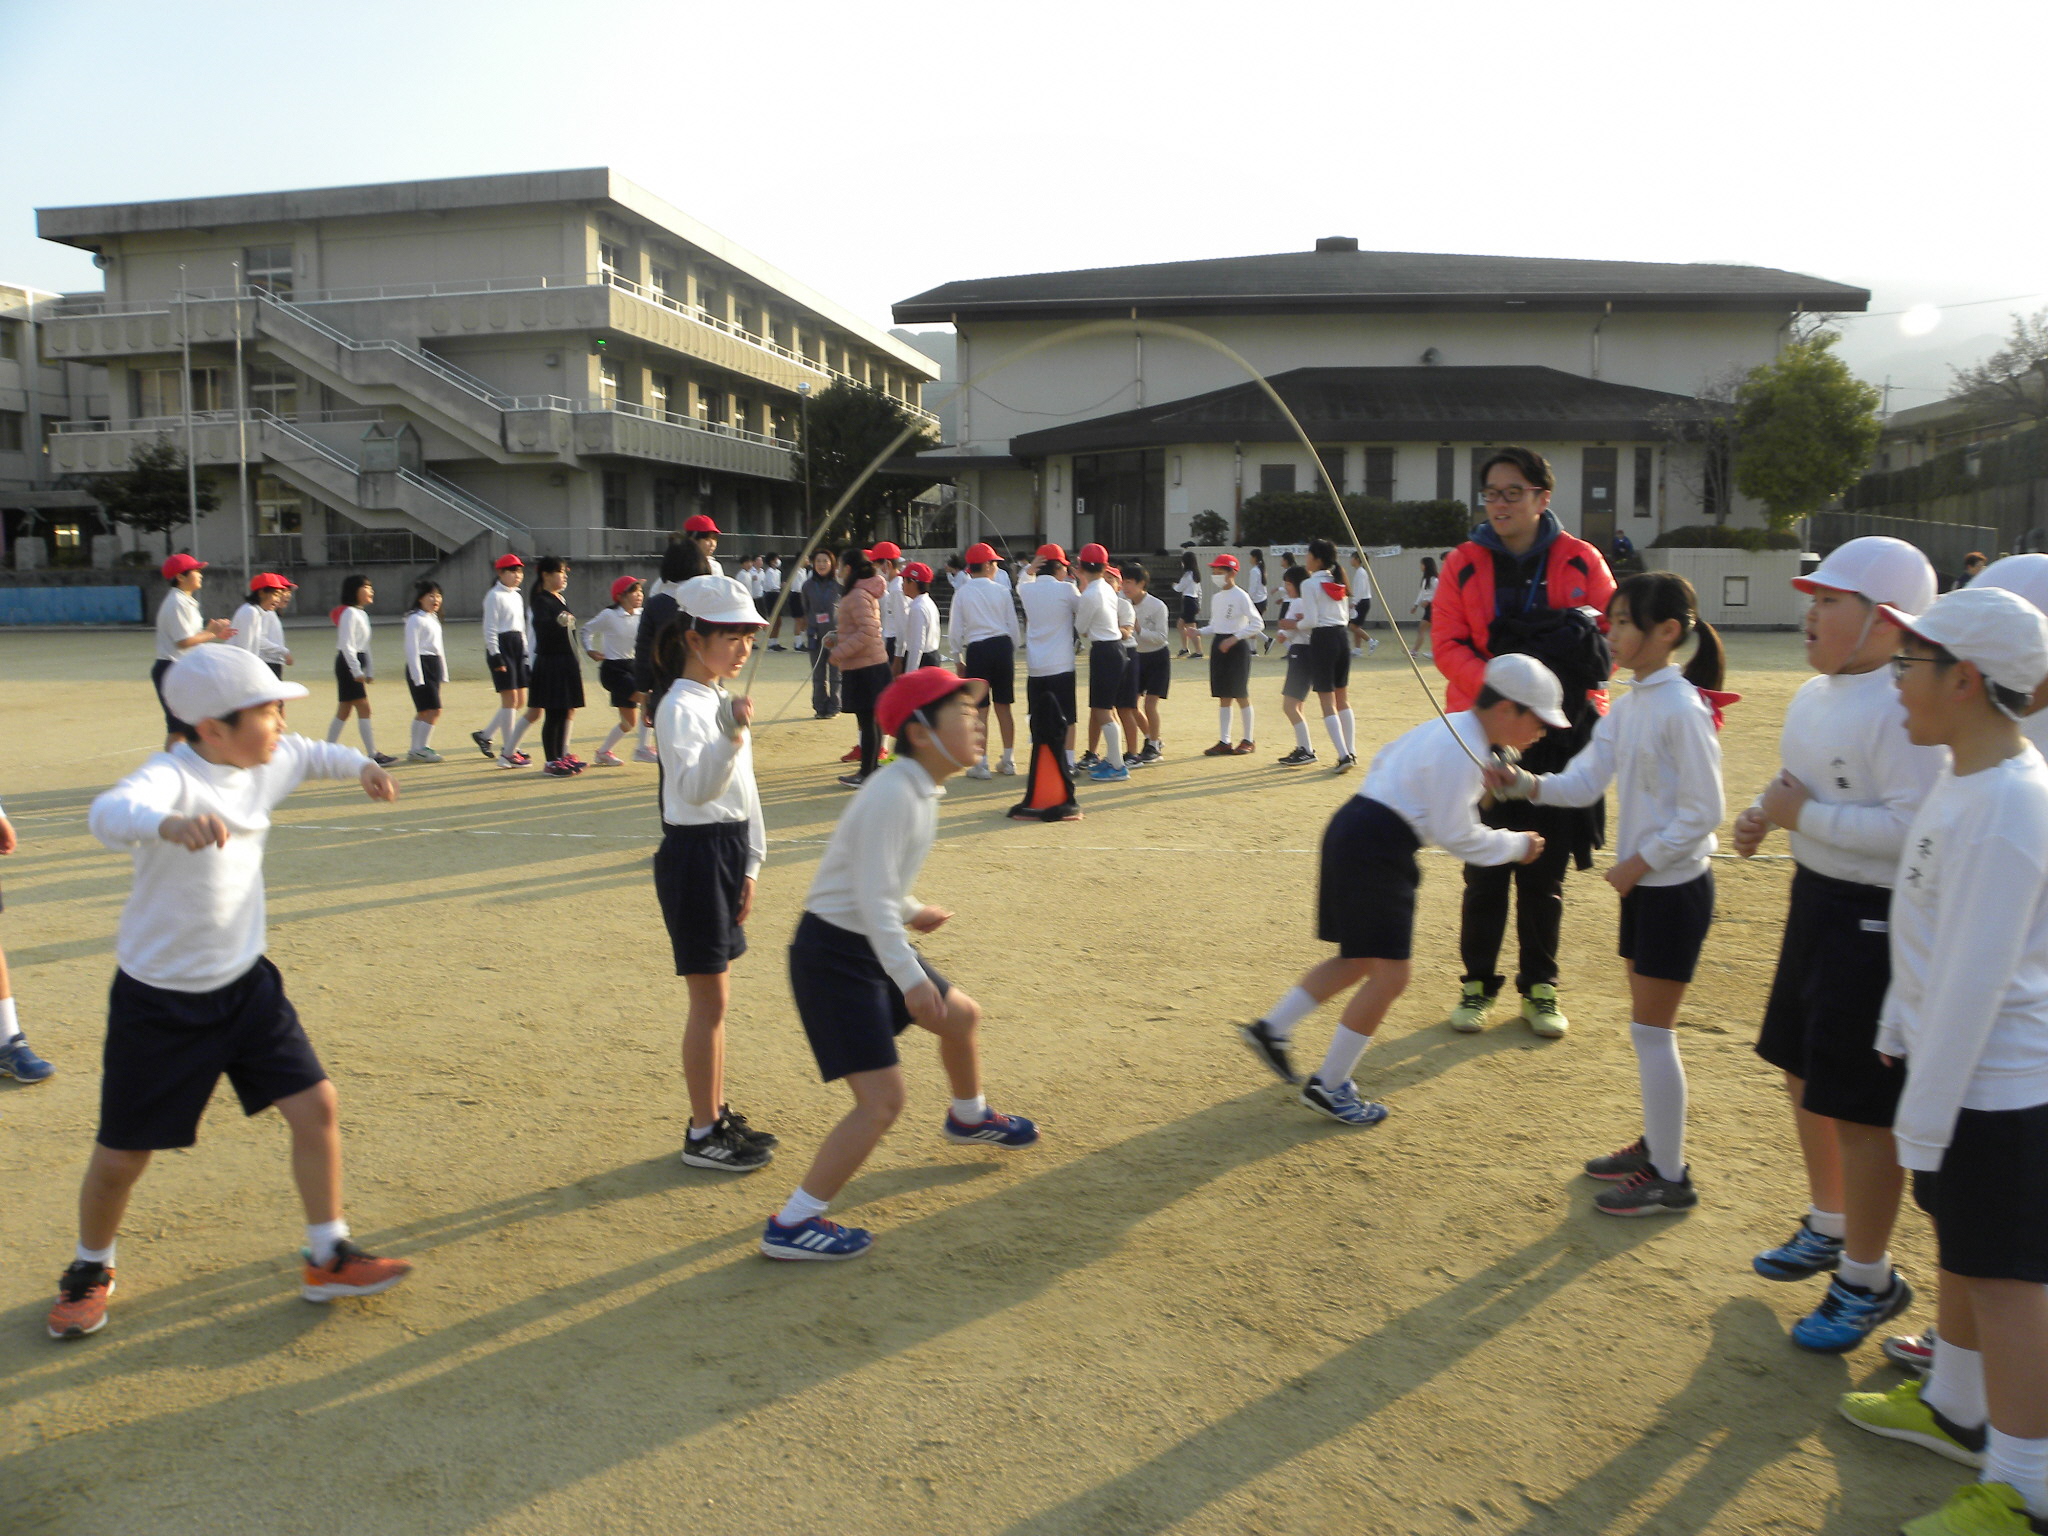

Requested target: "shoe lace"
[
  {"left": 1616, "top": 1166, "right": 1656, "bottom": 1192},
  {"left": 1529, "top": 992, "right": 1560, "bottom": 1016},
  {"left": 59, "top": 1263, "right": 105, "bottom": 1301}
]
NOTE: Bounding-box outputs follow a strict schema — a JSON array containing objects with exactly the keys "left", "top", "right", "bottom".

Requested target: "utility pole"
[
  {"left": 233, "top": 259, "right": 252, "bottom": 586},
  {"left": 178, "top": 263, "right": 199, "bottom": 556}
]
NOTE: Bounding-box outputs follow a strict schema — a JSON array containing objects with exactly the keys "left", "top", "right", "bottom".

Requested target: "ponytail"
[{"left": 1611, "top": 571, "right": 1724, "bottom": 691}]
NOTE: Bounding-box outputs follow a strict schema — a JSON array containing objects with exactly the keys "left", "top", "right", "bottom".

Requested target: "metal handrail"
[
  {"left": 54, "top": 408, "right": 387, "bottom": 434},
  {"left": 603, "top": 397, "right": 797, "bottom": 451},
  {"left": 400, "top": 469, "right": 526, "bottom": 540}
]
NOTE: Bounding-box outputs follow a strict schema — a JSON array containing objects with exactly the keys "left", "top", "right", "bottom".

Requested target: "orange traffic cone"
[{"left": 1008, "top": 688, "right": 1081, "bottom": 821}]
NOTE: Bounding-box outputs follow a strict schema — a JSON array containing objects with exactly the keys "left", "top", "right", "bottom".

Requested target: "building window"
[
  {"left": 1259, "top": 463, "right": 1297, "bottom": 495},
  {"left": 649, "top": 266, "right": 673, "bottom": 300},
  {"left": 0, "top": 411, "right": 22, "bottom": 451},
  {"left": 0, "top": 321, "right": 17, "bottom": 360},
  {"left": 246, "top": 362, "right": 297, "bottom": 418},
  {"left": 1363, "top": 447, "right": 1396, "bottom": 501},
  {"left": 1437, "top": 445, "right": 1455, "bottom": 500},
  {"left": 244, "top": 245, "right": 293, "bottom": 299},
  {"left": 1316, "top": 447, "right": 1347, "bottom": 493},
  {"left": 599, "top": 359, "right": 619, "bottom": 409},
  {"left": 255, "top": 474, "right": 304, "bottom": 535},
  {"left": 654, "top": 479, "right": 680, "bottom": 525},
  {"left": 603, "top": 471, "right": 630, "bottom": 528},
  {"left": 650, "top": 372, "right": 673, "bottom": 420},
  {"left": 698, "top": 388, "right": 725, "bottom": 426},
  {"left": 52, "top": 522, "right": 84, "bottom": 551},
  {"left": 599, "top": 241, "right": 625, "bottom": 281},
  {"left": 698, "top": 285, "right": 722, "bottom": 321},
  {"left": 1633, "top": 446, "right": 1654, "bottom": 517}
]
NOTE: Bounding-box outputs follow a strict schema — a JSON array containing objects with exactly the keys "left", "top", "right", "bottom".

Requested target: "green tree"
[
  {"left": 1188, "top": 510, "right": 1230, "bottom": 545},
  {"left": 801, "top": 383, "right": 938, "bottom": 549},
  {"left": 90, "top": 435, "right": 220, "bottom": 555},
  {"left": 1732, "top": 334, "right": 1881, "bottom": 527},
  {"left": 1951, "top": 307, "right": 2048, "bottom": 429}
]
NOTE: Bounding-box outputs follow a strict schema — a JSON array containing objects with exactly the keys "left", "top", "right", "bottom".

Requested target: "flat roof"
[
  {"left": 896, "top": 246, "right": 1869, "bottom": 322},
  {"left": 37, "top": 169, "right": 935, "bottom": 378},
  {"left": 1007, "top": 366, "right": 1712, "bottom": 454}
]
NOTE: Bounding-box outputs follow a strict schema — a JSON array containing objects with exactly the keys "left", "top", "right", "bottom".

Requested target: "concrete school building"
[
  {"left": 892, "top": 239, "right": 1869, "bottom": 554},
  {"left": 34, "top": 169, "right": 939, "bottom": 594},
  {"left": 0, "top": 282, "right": 107, "bottom": 570}
]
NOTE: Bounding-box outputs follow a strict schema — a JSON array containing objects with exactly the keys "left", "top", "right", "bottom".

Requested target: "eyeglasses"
[
  {"left": 1889, "top": 654, "right": 1952, "bottom": 679},
  {"left": 1478, "top": 487, "right": 1539, "bottom": 505}
]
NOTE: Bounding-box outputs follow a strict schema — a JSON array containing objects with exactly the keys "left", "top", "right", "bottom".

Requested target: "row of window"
[
  {"left": 0, "top": 411, "right": 72, "bottom": 453},
  {"left": 1258, "top": 444, "right": 1659, "bottom": 512},
  {"left": 131, "top": 364, "right": 298, "bottom": 419}
]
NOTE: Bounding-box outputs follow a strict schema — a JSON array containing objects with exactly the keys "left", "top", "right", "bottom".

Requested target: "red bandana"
[
  {"left": 1696, "top": 687, "right": 1742, "bottom": 731},
  {"left": 1320, "top": 581, "right": 1348, "bottom": 603}
]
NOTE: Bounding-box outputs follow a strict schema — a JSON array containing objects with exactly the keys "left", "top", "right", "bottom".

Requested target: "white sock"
[
  {"left": 559, "top": 725, "right": 574, "bottom": 758},
  {"left": 1836, "top": 1252, "right": 1893, "bottom": 1292},
  {"left": 1000, "top": 747, "right": 1014, "bottom": 767},
  {"left": 1924, "top": 1337, "right": 1989, "bottom": 1429},
  {"left": 1261, "top": 985, "right": 1319, "bottom": 1041},
  {"left": 1985, "top": 1428, "right": 2048, "bottom": 1518},
  {"left": 776, "top": 1187, "right": 829, "bottom": 1227},
  {"left": 1218, "top": 706, "right": 1232, "bottom": 743},
  {"left": 687, "top": 1121, "right": 714, "bottom": 1141},
  {"left": 325, "top": 716, "right": 344, "bottom": 743},
  {"left": 1101, "top": 721, "right": 1122, "bottom": 766},
  {"left": 506, "top": 716, "right": 532, "bottom": 752},
  {"left": 601, "top": 725, "right": 625, "bottom": 755},
  {"left": 637, "top": 719, "right": 653, "bottom": 749},
  {"left": 409, "top": 720, "right": 427, "bottom": 753},
  {"left": 1316, "top": 1027, "right": 1373, "bottom": 1088},
  {"left": 0, "top": 995, "right": 18, "bottom": 1046},
  {"left": 951, "top": 1095, "right": 988, "bottom": 1125},
  {"left": 357, "top": 719, "right": 377, "bottom": 756},
  {"left": 1338, "top": 707, "right": 1356, "bottom": 756},
  {"left": 1629, "top": 1022, "right": 1688, "bottom": 1182},
  {"left": 305, "top": 1218, "right": 350, "bottom": 1266},
  {"left": 418, "top": 718, "right": 435, "bottom": 750},
  {"left": 1239, "top": 705, "right": 1255, "bottom": 741},
  {"left": 1292, "top": 718, "right": 1313, "bottom": 753},
  {"left": 1323, "top": 712, "right": 1346, "bottom": 756},
  {"left": 1807, "top": 1205, "right": 1847, "bottom": 1240},
  {"left": 76, "top": 1240, "right": 114, "bottom": 1266}
]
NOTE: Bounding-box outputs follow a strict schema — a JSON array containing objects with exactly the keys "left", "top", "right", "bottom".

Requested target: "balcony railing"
[{"left": 54, "top": 408, "right": 387, "bottom": 434}]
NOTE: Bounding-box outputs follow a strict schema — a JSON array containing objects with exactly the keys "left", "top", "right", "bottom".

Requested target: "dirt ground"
[{"left": 0, "top": 621, "right": 1962, "bottom": 1535}]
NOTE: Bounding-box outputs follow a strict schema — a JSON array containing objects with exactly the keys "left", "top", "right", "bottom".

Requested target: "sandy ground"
[{"left": 0, "top": 622, "right": 1961, "bottom": 1535}]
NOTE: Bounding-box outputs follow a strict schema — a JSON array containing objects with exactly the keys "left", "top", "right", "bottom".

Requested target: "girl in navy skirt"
[
  {"left": 1275, "top": 566, "right": 1317, "bottom": 765},
  {"left": 523, "top": 556, "right": 586, "bottom": 778},
  {"left": 324, "top": 574, "right": 395, "bottom": 766},
  {"left": 402, "top": 580, "right": 448, "bottom": 763}
]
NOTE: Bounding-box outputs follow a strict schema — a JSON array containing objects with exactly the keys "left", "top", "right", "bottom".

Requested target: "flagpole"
[
  {"left": 178, "top": 262, "right": 199, "bottom": 557},
  {"left": 233, "top": 259, "right": 251, "bottom": 586}
]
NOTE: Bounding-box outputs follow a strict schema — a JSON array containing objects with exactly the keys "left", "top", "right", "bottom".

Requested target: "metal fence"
[{"left": 1807, "top": 512, "right": 2001, "bottom": 580}]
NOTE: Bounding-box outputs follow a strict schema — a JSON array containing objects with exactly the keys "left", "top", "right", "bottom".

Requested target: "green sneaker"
[
  {"left": 1838, "top": 1378, "right": 1986, "bottom": 1467},
  {"left": 1521, "top": 983, "right": 1569, "bottom": 1039},
  {"left": 1901, "top": 1482, "right": 2048, "bottom": 1535},
  {"left": 1447, "top": 979, "right": 1492, "bottom": 1033}
]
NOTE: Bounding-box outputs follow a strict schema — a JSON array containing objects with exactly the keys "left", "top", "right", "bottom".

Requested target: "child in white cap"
[
  {"left": 1238, "top": 653, "right": 1558, "bottom": 1126},
  {"left": 48, "top": 645, "right": 411, "bottom": 1341},
  {"left": 1837, "top": 585, "right": 2048, "bottom": 1536},
  {"left": 1733, "top": 537, "right": 1944, "bottom": 1351}
]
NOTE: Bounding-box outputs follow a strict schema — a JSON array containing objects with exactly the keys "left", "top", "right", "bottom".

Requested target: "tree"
[
  {"left": 90, "top": 435, "right": 220, "bottom": 555},
  {"left": 1951, "top": 307, "right": 2048, "bottom": 429},
  {"left": 801, "top": 383, "right": 939, "bottom": 549},
  {"left": 1188, "top": 510, "right": 1230, "bottom": 545},
  {"left": 1732, "top": 333, "right": 1882, "bottom": 528}
]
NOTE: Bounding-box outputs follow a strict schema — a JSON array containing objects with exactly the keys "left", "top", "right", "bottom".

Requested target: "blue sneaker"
[
  {"left": 1753, "top": 1216, "right": 1844, "bottom": 1280},
  {"left": 1793, "top": 1270, "right": 1914, "bottom": 1353},
  {"left": 0, "top": 1035, "right": 54, "bottom": 1083},
  {"left": 943, "top": 1107, "right": 1040, "bottom": 1147},
  {"left": 1087, "top": 763, "right": 1130, "bottom": 782},
  {"left": 1299, "top": 1075, "right": 1389, "bottom": 1127},
  {"left": 759, "top": 1215, "right": 873, "bottom": 1262}
]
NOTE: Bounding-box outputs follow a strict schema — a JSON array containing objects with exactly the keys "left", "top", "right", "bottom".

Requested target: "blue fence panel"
[{"left": 0, "top": 586, "right": 146, "bottom": 625}]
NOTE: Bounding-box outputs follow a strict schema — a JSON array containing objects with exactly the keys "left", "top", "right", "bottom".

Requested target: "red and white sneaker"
[
  {"left": 301, "top": 1240, "right": 412, "bottom": 1302},
  {"left": 593, "top": 750, "right": 625, "bottom": 767},
  {"left": 632, "top": 745, "right": 661, "bottom": 764},
  {"left": 542, "top": 759, "right": 578, "bottom": 778},
  {"left": 47, "top": 1260, "right": 115, "bottom": 1339}
]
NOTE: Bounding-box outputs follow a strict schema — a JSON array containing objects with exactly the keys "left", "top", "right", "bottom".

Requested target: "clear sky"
[{"left": 4, "top": 0, "right": 2041, "bottom": 407}]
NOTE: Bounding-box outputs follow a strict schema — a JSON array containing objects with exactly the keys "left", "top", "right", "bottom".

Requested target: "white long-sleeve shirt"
[
  {"left": 89, "top": 735, "right": 372, "bottom": 992},
  {"left": 335, "top": 606, "right": 372, "bottom": 679},
  {"left": 903, "top": 593, "right": 941, "bottom": 662},
  {"left": 804, "top": 755, "right": 943, "bottom": 994},
  {"left": 1247, "top": 565, "right": 1268, "bottom": 606},
  {"left": 1412, "top": 578, "right": 1439, "bottom": 613},
  {"left": 1173, "top": 571, "right": 1201, "bottom": 605},
  {"left": 481, "top": 584, "right": 532, "bottom": 656},
  {"left": 1075, "top": 579, "right": 1121, "bottom": 643},
  {"left": 1880, "top": 747, "right": 2048, "bottom": 1170},
  {"left": 1768, "top": 666, "right": 1945, "bottom": 888},
  {"left": 1134, "top": 593, "right": 1170, "bottom": 653},
  {"left": 1202, "top": 584, "right": 1263, "bottom": 640},
  {"left": 231, "top": 602, "right": 289, "bottom": 666},
  {"left": 1363, "top": 711, "right": 1535, "bottom": 866},
  {"left": 580, "top": 607, "right": 639, "bottom": 662},
  {"left": 655, "top": 678, "right": 765, "bottom": 878},
  {"left": 1535, "top": 665, "right": 1723, "bottom": 886},
  {"left": 1303, "top": 574, "right": 1351, "bottom": 628},
  {"left": 1116, "top": 593, "right": 1136, "bottom": 645},
  {"left": 1018, "top": 575, "right": 1080, "bottom": 676},
  {"left": 1280, "top": 595, "right": 1311, "bottom": 650},
  {"left": 155, "top": 588, "right": 203, "bottom": 662},
  {"left": 882, "top": 574, "right": 907, "bottom": 643},
  {"left": 947, "top": 575, "right": 1021, "bottom": 652},
  {"left": 403, "top": 611, "right": 445, "bottom": 685}
]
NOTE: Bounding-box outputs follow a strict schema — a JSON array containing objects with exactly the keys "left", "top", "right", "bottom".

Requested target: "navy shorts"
[
  {"left": 1179, "top": 594, "right": 1199, "bottom": 624},
  {"left": 335, "top": 652, "right": 369, "bottom": 704},
  {"left": 962, "top": 636, "right": 1016, "bottom": 706},
  {"left": 1317, "top": 797, "right": 1422, "bottom": 960},
  {"left": 1087, "top": 640, "right": 1128, "bottom": 710},
  {"left": 599, "top": 659, "right": 638, "bottom": 709},
  {"left": 488, "top": 633, "right": 531, "bottom": 693},
  {"left": 407, "top": 653, "right": 445, "bottom": 714},
  {"left": 654, "top": 820, "right": 751, "bottom": 975},
  {"left": 1209, "top": 638, "right": 1252, "bottom": 699},
  {"left": 1617, "top": 870, "right": 1715, "bottom": 983},
  {"left": 1911, "top": 1101, "right": 2048, "bottom": 1281},
  {"left": 150, "top": 658, "right": 189, "bottom": 736},
  {"left": 99, "top": 957, "right": 328, "bottom": 1151},
  {"left": 787, "top": 911, "right": 951, "bottom": 1082},
  {"left": 1026, "top": 671, "right": 1076, "bottom": 730},
  {"left": 1352, "top": 598, "right": 1372, "bottom": 626},
  {"left": 1755, "top": 867, "right": 1901, "bottom": 1125},
  {"left": 1282, "top": 647, "right": 1312, "bottom": 702},
  {"left": 1137, "top": 648, "right": 1170, "bottom": 698},
  {"left": 1308, "top": 626, "right": 1350, "bottom": 693}
]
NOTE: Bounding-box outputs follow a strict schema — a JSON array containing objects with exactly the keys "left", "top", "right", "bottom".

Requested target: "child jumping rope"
[
  {"left": 1302, "top": 540, "right": 1357, "bottom": 771},
  {"left": 326, "top": 574, "right": 396, "bottom": 767},
  {"left": 153, "top": 554, "right": 234, "bottom": 748},
  {"left": 582, "top": 576, "right": 647, "bottom": 767}
]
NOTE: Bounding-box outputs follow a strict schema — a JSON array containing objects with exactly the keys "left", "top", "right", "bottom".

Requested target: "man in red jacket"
[{"left": 1432, "top": 447, "right": 1616, "bottom": 1039}]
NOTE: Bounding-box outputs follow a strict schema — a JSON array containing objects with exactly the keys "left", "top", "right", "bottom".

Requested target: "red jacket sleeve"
[{"left": 1431, "top": 544, "right": 1491, "bottom": 710}]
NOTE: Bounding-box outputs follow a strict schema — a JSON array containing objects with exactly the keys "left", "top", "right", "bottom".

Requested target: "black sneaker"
[
  {"left": 720, "top": 1104, "right": 779, "bottom": 1150},
  {"left": 371, "top": 752, "right": 398, "bottom": 767},
  {"left": 1584, "top": 1136, "right": 1651, "bottom": 1181},
  {"left": 1276, "top": 747, "right": 1318, "bottom": 766},
  {"left": 1594, "top": 1164, "right": 1698, "bottom": 1217},
  {"left": 1238, "top": 1019, "right": 1299, "bottom": 1083},
  {"left": 1135, "top": 743, "right": 1163, "bottom": 765},
  {"left": 471, "top": 729, "right": 495, "bottom": 758},
  {"left": 679, "top": 1121, "right": 772, "bottom": 1172},
  {"left": 1076, "top": 750, "right": 1101, "bottom": 769},
  {"left": 1332, "top": 753, "right": 1357, "bottom": 773}
]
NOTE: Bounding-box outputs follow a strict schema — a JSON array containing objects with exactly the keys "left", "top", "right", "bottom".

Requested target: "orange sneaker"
[
  {"left": 300, "top": 1240, "right": 413, "bottom": 1302},
  {"left": 47, "top": 1260, "right": 115, "bottom": 1339}
]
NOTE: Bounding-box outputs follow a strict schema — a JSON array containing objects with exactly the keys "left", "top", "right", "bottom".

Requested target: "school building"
[
  {"left": 892, "top": 239, "right": 1869, "bottom": 554},
  {"left": 0, "top": 282, "right": 107, "bottom": 568},
  {"left": 34, "top": 169, "right": 939, "bottom": 579}
]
